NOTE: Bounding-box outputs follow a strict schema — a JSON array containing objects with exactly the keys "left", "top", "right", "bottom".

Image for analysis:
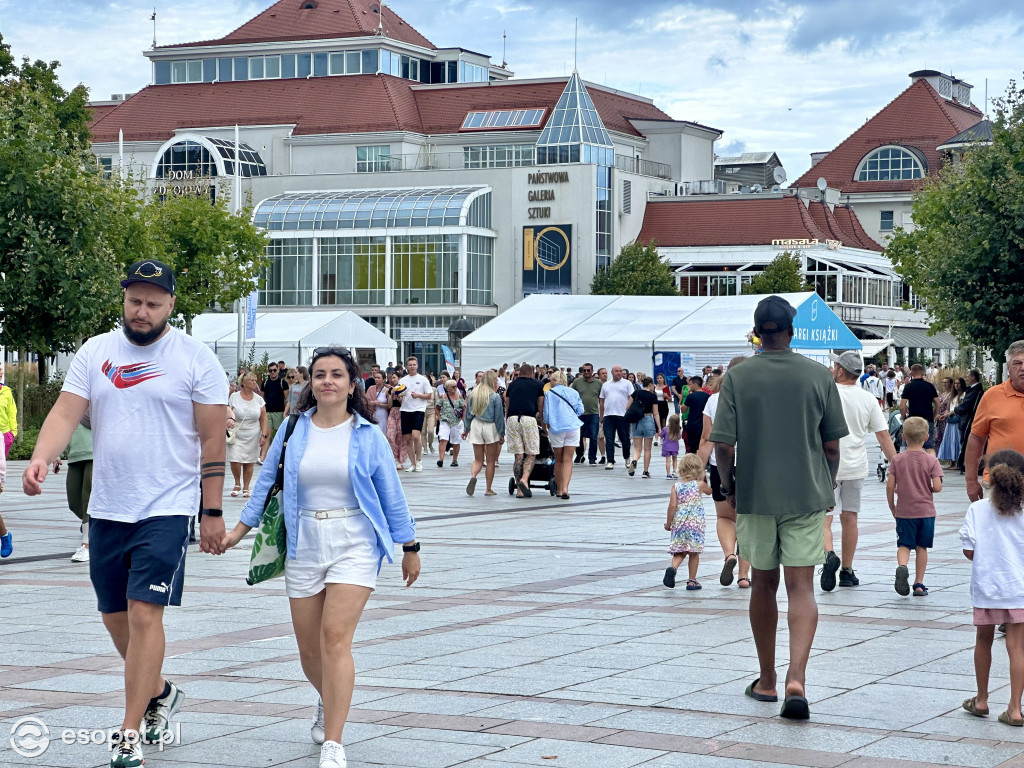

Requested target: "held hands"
[
  {"left": 219, "top": 524, "right": 249, "bottom": 552},
  {"left": 402, "top": 551, "right": 421, "bottom": 587},
  {"left": 200, "top": 514, "right": 227, "bottom": 555}
]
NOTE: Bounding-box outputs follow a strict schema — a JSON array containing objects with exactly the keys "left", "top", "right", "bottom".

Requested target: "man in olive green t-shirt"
[
  {"left": 571, "top": 363, "right": 603, "bottom": 464},
  {"left": 711, "top": 296, "right": 848, "bottom": 720}
]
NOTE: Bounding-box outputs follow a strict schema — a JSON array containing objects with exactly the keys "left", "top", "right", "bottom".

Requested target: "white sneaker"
[
  {"left": 142, "top": 680, "right": 184, "bottom": 745},
  {"left": 404, "top": 464, "right": 414, "bottom": 472},
  {"left": 311, "top": 699, "right": 325, "bottom": 744},
  {"left": 319, "top": 740, "right": 346, "bottom": 768},
  {"left": 71, "top": 544, "right": 90, "bottom": 563},
  {"left": 414, "top": 463, "right": 423, "bottom": 472}
]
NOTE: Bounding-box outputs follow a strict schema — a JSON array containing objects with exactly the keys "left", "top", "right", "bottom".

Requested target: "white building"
[{"left": 87, "top": 0, "right": 722, "bottom": 373}]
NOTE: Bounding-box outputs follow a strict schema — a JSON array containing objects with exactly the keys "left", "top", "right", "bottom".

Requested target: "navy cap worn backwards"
[
  {"left": 122, "top": 260, "right": 175, "bottom": 295},
  {"left": 753, "top": 295, "right": 797, "bottom": 334}
]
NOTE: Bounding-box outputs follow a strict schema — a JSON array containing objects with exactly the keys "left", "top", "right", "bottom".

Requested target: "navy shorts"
[
  {"left": 896, "top": 517, "right": 935, "bottom": 550},
  {"left": 89, "top": 516, "right": 190, "bottom": 614}
]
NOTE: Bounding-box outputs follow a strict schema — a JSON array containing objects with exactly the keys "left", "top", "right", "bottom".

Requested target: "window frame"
[{"left": 855, "top": 145, "right": 926, "bottom": 182}]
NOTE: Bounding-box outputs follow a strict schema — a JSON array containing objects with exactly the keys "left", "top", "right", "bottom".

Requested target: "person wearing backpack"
[{"left": 626, "top": 377, "right": 662, "bottom": 479}]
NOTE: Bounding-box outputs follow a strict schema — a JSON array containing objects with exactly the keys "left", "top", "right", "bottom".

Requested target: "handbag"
[
  {"left": 226, "top": 428, "right": 237, "bottom": 445},
  {"left": 445, "top": 389, "right": 464, "bottom": 421},
  {"left": 624, "top": 394, "right": 646, "bottom": 424},
  {"left": 246, "top": 414, "right": 300, "bottom": 586}
]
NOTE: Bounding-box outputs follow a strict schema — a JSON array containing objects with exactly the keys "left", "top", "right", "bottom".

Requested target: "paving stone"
[{"left": 853, "top": 734, "right": 1024, "bottom": 767}]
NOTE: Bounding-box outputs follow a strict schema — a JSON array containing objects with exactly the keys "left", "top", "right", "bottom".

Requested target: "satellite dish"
[
  {"left": 773, "top": 166, "right": 787, "bottom": 184},
  {"left": 816, "top": 177, "right": 828, "bottom": 192}
]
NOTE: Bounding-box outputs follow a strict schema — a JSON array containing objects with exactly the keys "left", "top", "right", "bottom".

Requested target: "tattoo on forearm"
[
  {"left": 202, "top": 471, "right": 222, "bottom": 481},
  {"left": 201, "top": 461, "right": 222, "bottom": 469}
]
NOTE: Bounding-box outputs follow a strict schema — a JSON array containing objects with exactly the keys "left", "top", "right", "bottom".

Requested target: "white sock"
[{"left": 81, "top": 520, "right": 89, "bottom": 543}]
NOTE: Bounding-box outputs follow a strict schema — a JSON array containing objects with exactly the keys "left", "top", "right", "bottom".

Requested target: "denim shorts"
[
  {"left": 631, "top": 414, "right": 656, "bottom": 438},
  {"left": 896, "top": 517, "right": 935, "bottom": 549}
]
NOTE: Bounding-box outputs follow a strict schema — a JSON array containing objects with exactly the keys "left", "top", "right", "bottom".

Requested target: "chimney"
[{"left": 809, "top": 151, "right": 829, "bottom": 168}]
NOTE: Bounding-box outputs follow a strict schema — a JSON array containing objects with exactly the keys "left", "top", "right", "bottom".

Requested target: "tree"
[
  {"left": 142, "top": 189, "right": 269, "bottom": 334},
  {"left": 887, "top": 80, "right": 1024, "bottom": 381},
  {"left": 590, "top": 241, "right": 678, "bottom": 295},
  {"left": 742, "top": 251, "right": 812, "bottom": 295}
]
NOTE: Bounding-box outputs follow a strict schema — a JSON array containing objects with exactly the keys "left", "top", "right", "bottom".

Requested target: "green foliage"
[
  {"left": 742, "top": 251, "right": 813, "bottom": 295},
  {"left": 8, "top": 425, "right": 39, "bottom": 460},
  {"left": 888, "top": 79, "right": 1024, "bottom": 371},
  {"left": 590, "top": 241, "right": 678, "bottom": 296},
  {"left": 143, "top": 190, "right": 269, "bottom": 334}
]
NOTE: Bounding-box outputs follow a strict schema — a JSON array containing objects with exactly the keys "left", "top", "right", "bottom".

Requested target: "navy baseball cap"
[
  {"left": 122, "top": 260, "right": 175, "bottom": 295},
  {"left": 753, "top": 295, "right": 797, "bottom": 334}
]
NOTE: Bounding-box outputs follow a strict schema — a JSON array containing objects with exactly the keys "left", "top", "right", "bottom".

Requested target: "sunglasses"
[{"left": 313, "top": 346, "right": 353, "bottom": 358}]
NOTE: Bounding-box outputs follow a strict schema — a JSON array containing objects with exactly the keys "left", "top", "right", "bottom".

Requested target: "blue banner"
[
  {"left": 792, "top": 295, "right": 861, "bottom": 350},
  {"left": 441, "top": 344, "right": 456, "bottom": 375},
  {"left": 244, "top": 290, "right": 258, "bottom": 341}
]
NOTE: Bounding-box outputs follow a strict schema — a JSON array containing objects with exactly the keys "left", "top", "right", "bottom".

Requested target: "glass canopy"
[
  {"left": 153, "top": 135, "right": 267, "bottom": 178},
  {"left": 253, "top": 187, "right": 491, "bottom": 232}
]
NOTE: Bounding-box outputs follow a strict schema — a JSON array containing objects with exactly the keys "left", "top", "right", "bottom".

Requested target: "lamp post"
[{"left": 447, "top": 317, "right": 475, "bottom": 370}]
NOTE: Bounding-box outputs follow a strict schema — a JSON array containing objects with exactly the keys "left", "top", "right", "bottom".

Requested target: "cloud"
[
  {"left": 717, "top": 139, "right": 747, "bottom": 157},
  {"left": 705, "top": 55, "right": 728, "bottom": 73}
]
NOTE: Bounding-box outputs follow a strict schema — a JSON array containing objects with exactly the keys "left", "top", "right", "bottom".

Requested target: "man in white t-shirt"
[
  {"left": 599, "top": 365, "right": 634, "bottom": 469},
  {"left": 821, "top": 351, "right": 897, "bottom": 592},
  {"left": 23, "top": 260, "right": 228, "bottom": 767},
  {"left": 398, "top": 356, "right": 432, "bottom": 472},
  {"left": 863, "top": 369, "right": 884, "bottom": 405}
]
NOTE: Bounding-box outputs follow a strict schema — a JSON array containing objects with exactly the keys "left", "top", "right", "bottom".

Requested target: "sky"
[{"left": 1, "top": 0, "right": 1021, "bottom": 180}]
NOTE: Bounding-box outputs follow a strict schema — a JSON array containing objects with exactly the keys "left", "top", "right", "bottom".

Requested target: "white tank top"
[{"left": 296, "top": 417, "right": 359, "bottom": 511}]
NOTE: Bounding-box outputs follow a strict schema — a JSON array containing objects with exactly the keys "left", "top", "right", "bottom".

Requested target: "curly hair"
[
  {"left": 298, "top": 348, "right": 376, "bottom": 424},
  {"left": 987, "top": 449, "right": 1024, "bottom": 517}
]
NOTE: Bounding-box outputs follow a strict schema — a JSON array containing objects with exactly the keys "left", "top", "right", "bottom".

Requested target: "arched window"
[
  {"left": 855, "top": 146, "right": 925, "bottom": 182},
  {"left": 151, "top": 134, "right": 267, "bottom": 179}
]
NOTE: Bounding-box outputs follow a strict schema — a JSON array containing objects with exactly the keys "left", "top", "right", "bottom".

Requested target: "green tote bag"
[{"left": 246, "top": 415, "right": 299, "bottom": 586}]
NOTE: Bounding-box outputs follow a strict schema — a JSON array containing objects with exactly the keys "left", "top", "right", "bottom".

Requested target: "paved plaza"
[{"left": 2, "top": 450, "right": 1023, "bottom": 768}]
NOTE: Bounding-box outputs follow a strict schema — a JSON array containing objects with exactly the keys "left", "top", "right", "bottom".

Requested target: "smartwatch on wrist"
[
  {"left": 201, "top": 508, "right": 224, "bottom": 518},
  {"left": 402, "top": 542, "right": 421, "bottom": 553}
]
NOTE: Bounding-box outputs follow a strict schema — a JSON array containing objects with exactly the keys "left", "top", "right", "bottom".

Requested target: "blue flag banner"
[
  {"left": 441, "top": 344, "right": 456, "bottom": 375},
  {"left": 792, "top": 295, "right": 861, "bottom": 350},
  {"left": 244, "top": 290, "right": 258, "bottom": 341}
]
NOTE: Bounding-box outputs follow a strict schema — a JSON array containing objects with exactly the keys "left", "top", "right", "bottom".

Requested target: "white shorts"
[
  {"left": 832, "top": 478, "right": 864, "bottom": 514},
  {"left": 439, "top": 421, "right": 463, "bottom": 444},
  {"left": 285, "top": 511, "right": 379, "bottom": 598},
  {"left": 549, "top": 428, "right": 580, "bottom": 448}
]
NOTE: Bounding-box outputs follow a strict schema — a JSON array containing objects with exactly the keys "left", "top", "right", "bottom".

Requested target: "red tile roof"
[
  {"left": 792, "top": 78, "right": 982, "bottom": 193},
  {"left": 89, "top": 76, "right": 669, "bottom": 143},
  {"left": 159, "top": 0, "right": 433, "bottom": 50},
  {"left": 636, "top": 195, "right": 883, "bottom": 252},
  {"left": 86, "top": 103, "right": 119, "bottom": 127}
]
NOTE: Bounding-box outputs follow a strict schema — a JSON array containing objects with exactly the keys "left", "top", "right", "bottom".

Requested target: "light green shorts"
[
  {"left": 267, "top": 411, "right": 284, "bottom": 435},
  {"left": 736, "top": 511, "right": 826, "bottom": 571}
]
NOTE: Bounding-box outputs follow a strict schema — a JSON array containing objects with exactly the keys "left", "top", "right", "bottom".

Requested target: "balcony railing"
[
  {"left": 837, "top": 305, "right": 863, "bottom": 324},
  {"left": 614, "top": 155, "right": 672, "bottom": 180},
  {"left": 677, "top": 179, "right": 728, "bottom": 195}
]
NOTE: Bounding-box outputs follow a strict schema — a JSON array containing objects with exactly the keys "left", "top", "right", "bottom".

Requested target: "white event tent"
[
  {"left": 460, "top": 293, "right": 862, "bottom": 376},
  {"left": 193, "top": 310, "right": 397, "bottom": 373}
]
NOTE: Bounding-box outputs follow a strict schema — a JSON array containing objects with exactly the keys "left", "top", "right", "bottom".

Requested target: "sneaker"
[
  {"left": 663, "top": 566, "right": 677, "bottom": 588},
  {"left": 404, "top": 464, "right": 414, "bottom": 472},
  {"left": 574, "top": 455, "right": 585, "bottom": 464},
  {"left": 666, "top": 473, "right": 673, "bottom": 479},
  {"left": 110, "top": 731, "right": 144, "bottom": 768},
  {"left": 894, "top": 565, "right": 911, "bottom": 596},
  {"left": 436, "top": 459, "right": 444, "bottom": 468},
  {"left": 589, "top": 461, "right": 597, "bottom": 466},
  {"left": 627, "top": 459, "right": 636, "bottom": 477},
  {"left": 311, "top": 698, "right": 325, "bottom": 744},
  {"left": 605, "top": 462, "right": 615, "bottom": 470},
  {"left": 642, "top": 471, "right": 651, "bottom": 479},
  {"left": 143, "top": 680, "right": 184, "bottom": 745},
  {"left": 598, "top": 457, "right": 606, "bottom": 465},
  {"left": 1, "top": 532, "right": 12, "bottom": 558},
  {"left": 414, "top": 463, "right": 423, "bottom": 472},
  {"left": 838, "top": 568, "right": 859, "bottom": 587},
  {"left": 451, "top": 461, "right": 459, "bottom": 467},
  {"left": 820, "top": 550, "right": 840, "bottom": 592},
  {"left": 320, "top": 740, "right": 347, "bottom": 768},
  {"left": 71, "top": 544, "right": 90, "bottom": 563}
]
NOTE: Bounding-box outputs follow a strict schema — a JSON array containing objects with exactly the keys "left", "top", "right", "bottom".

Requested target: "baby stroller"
[
  {"left": 508, "top": 430, "right": 557, "bottom": 496},
  {"left": 877, "top": 411, "right": 903, "bottom": 482}
]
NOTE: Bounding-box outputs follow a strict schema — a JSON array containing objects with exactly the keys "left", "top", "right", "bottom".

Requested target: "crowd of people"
[{"left": 8, "top": 258, "right": 1024, "bottom": 768}]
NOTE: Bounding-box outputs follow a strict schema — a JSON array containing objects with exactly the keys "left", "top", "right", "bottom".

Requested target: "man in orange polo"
[{"left": 965, "top": 340, "right": 1024, "bottom": 502}]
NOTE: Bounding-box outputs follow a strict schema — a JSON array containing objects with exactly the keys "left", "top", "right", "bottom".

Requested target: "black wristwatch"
[
  {"left": 201, "top": 508, "right": 224, "bottom": 518},
  {"left": 402, "top": 542, "right": 421, "bottom": 553}
]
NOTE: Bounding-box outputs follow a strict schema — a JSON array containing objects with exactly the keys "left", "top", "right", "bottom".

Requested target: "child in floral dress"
[{"left": 663, "top": 453, "right": 712, "bottom": 590}]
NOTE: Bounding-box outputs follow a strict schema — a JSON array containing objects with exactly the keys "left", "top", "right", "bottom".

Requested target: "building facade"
[{"left": 86, "top": 0, "right": 722, "bottom": 372}]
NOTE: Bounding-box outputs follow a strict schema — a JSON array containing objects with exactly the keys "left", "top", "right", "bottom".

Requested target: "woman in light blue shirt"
[
  {"left": 544, "top": 370, "right": 584, "bottom": 499},
  {"left": 223, "top": 347, "right": 419, "bottom": 768}
]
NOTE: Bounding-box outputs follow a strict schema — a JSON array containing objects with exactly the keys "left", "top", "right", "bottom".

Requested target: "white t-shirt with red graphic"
[{"left": 62, "top": 327, "right": 228, "bottom": 523}]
